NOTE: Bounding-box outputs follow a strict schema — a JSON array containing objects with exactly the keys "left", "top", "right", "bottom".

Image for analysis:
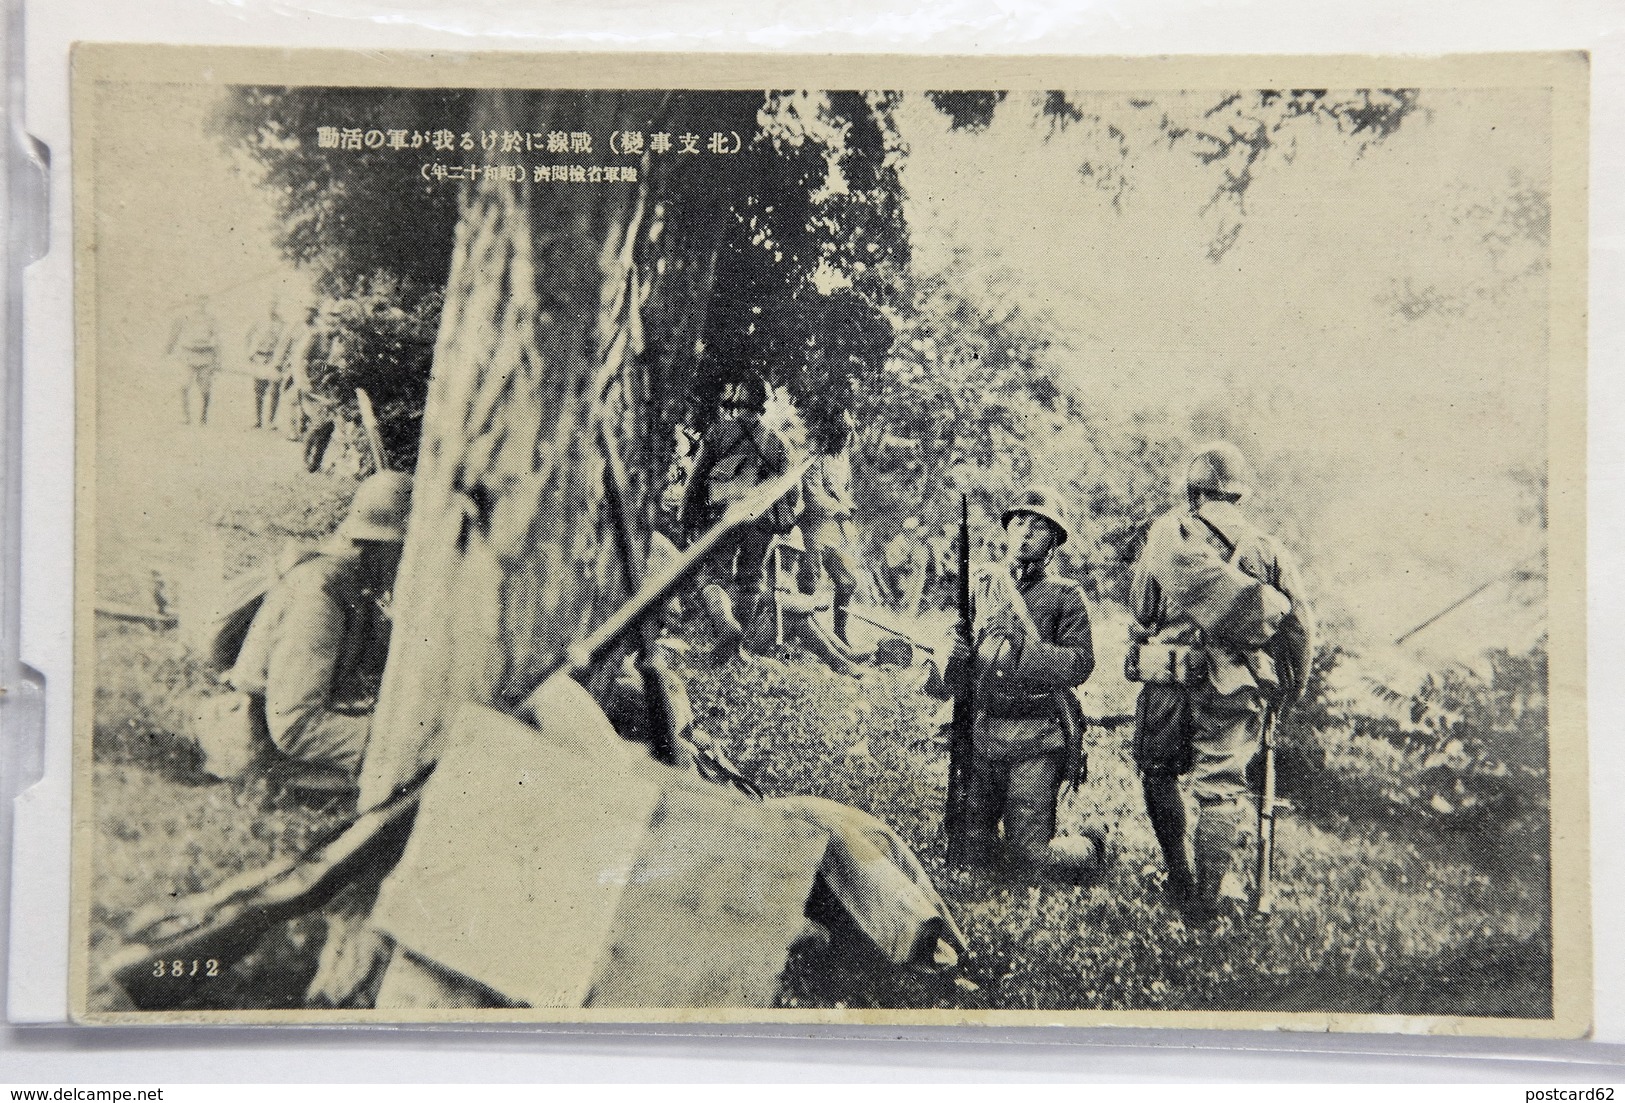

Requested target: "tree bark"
[{"left": 360, "top": 90, "right": 761, "bottom": 809}]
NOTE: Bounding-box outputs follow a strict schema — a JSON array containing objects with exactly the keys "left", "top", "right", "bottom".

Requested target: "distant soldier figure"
[
  {"left": 166, "top": 298, "right": 220, "bottom": 426},
  {"left": 799, "top": 410, "right": 861, "bottom": 647},
  {"left": 745, "top": 527, "right": 862, "bottom": 677},
  {"left": 943, "top": 486, "right": 1101, "bottom": 882},
  {"left": 1130, "top": 442, "right": 1314, "bottom": 922},
  {"left": 297, "top": 306, "right": 348, "bottom": 472},
  {"left": 679, "top": 376, "right": 798, "bottom": 661},
  {"left": 200, "top": 471, "right": 412, "bottom": 783},
  {"left": 281, "top": 305, "right": 322, "bottom": 442},
  {"left": 245, "top": 301, "right": 290, "bottom": 430},
  {"left": 885, "top": 517, "right": 930, "bottom": 617},
  {"left": 926, "top": 522, "right": 957, "bottom": 611}
]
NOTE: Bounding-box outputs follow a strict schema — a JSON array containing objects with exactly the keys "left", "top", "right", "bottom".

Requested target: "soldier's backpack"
[
  {"left": 1174, "top": 512, "right": 1292, "bottom": 651},
  {"left": 188, "top": 543, "right": 323, "bottom": 674}
]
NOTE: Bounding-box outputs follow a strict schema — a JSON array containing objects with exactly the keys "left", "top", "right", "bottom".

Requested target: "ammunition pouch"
[{"left": 1125, "top": 641, "right": 1208, "bottom": 687}]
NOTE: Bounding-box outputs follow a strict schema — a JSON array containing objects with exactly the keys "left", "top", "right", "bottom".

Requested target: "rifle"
[
  {"left": 596, "top": 422, "right": 683, "bottom": 768},
  {"left": 944, "top": 494, "right": 975, "bottom": 867},
  {"left": 355, "top": 388, "right": 390, "bottom": 472},
  {"left": 106, "top": 457, "right": 812, "bottom": 1007},
  {"left": 843, "top": 607, "right": 937, "bottom": 657},
  {"left": 1254, "top": 699, "right": 1291, "bottom": 915}
]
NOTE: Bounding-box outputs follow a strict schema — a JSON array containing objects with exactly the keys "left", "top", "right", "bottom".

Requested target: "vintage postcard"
[{"left": 69, "top": 47, "right": 1588, "bottom": 1032}]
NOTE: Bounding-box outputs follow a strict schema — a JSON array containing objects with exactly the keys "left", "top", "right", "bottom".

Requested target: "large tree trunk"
[{"left": 360, "top": 89, "right": 761, "bottom": 809}]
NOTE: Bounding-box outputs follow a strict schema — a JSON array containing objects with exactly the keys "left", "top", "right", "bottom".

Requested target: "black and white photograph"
[{"left": 70, "top": 48, "right": 1588, "bottom": 1030}]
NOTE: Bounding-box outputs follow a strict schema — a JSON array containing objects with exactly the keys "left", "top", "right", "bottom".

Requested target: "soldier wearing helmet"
[
  {"left": 679, "top": 376, "right": 797, "bottom": 662},
  {"left": 1130, "top": 442, "right": 1315, "bottom": 922},
  {"left": 941, "top": 485, "right": 1101, "bottom": 882},
  {"left": 211, "top": 471, "right": 413, "bottom": 783}
]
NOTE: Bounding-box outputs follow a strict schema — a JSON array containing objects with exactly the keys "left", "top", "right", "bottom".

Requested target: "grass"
[
  {"left": 682, "top": 637, "right": 1552, "bottom": 1018},
  {"left": 84, "top": 421, "right": 1554, "bottom": 1020}
]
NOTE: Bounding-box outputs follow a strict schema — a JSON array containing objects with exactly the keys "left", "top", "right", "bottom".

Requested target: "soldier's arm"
[
  {"left": 263, "top": 583, "right": 368, "bottom": 757},
  {"left": 1012, "top": 586, "right": 1095, "bottom": 689},
  {"left": 1272, "top": 544, "right": 1317, "bottom": 697},
  {"left": 1129, "top": 519, "right": 1165, "bottom": 629}
]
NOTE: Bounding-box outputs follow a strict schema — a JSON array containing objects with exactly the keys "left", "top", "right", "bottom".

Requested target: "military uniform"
[
  {"left": 962, "top": 557, "right": 1095, "bottom": 872},
  {"left": 167, "top": 308, "right": 220, "bottom": 425},
  {"left": 245, "top": 312, "right": 289, "bottom": 429},
  {"left": 227, "top": 550, "right": 393, "bottom": 775},
  {"left": 1131, "top": 495, "right": 1313, "bottom": 911},
  {"left": 798, "top": 447, "right": 860, "bottom": 642},
  {"left": 680, "top": 411, "right": 794, "bottom": 612}
]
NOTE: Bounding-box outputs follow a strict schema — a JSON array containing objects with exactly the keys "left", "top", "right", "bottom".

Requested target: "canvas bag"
[
  {"left": 1173, "top": 510, "right": 1292, "bottom": 651},
  {"left": 187, "top": 542, "right": 323, "bottom": 674}
]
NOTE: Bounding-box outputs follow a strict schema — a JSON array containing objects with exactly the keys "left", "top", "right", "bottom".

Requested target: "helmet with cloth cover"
[{"left": 1186, "top": 442, "right": 1254, "bottom": 501}]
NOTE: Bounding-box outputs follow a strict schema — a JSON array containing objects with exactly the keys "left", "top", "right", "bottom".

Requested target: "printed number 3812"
[{"left": 152, "top": 959, "right": 219, "bottom": 978}]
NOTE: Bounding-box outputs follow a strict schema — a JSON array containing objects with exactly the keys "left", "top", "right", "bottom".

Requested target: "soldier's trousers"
[
  {"left": 967, "top": 715, "right": 1064, "bottom": 870},
  {"left": 1192, "top": 687, "right": 1264, "bottom": 901},
  {"left": 800, "top": 527, "right": 859, "bottom": 604},
  {"left": 699, "top": 517, "right": 774, "bottom": 600}
]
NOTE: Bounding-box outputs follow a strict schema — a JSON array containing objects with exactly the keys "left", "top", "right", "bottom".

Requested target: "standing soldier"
[
  {"left": 942, "top": 486, "right": 1101, "bottom": 882},
  {"left": 1129, "top": 442, "right": 1314, "bottom": 922},
  {"left": 799, "top": 410, "right": 861, "bottom": 648},
  {"left": 282, "top": 305, "right": 322, "bottom": 442},
  {"left": 167, "top": 297, "right": 221, "bottom": 426},
  {"left": 679, "top": 376, "right": 797, "bottom": 662},
  {"left": 245, "top": 301, "right": 289, "bottom": 430}
]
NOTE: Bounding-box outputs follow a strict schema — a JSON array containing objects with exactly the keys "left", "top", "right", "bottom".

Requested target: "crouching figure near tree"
[
  {"left": 196, "top": 471, "right": 411, "bottom": 785},
  {"left": 679, "top": 376, "right": 798, "bottom": 662},
  {"left": 941, "top": 485, "right": 1102, "bottom": 883},
  {"left": 1129, "top": 442, "right": 1314, "bottom": 922}
]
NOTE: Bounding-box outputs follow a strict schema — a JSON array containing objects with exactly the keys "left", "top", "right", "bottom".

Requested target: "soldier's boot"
[
  {"left": 831, "top": 602, "right": 851, "bottom": 648},
  {"left": 700, "top": 583, "right": 744, "bottom": 663},
  {"left": 1191, "top": 799, "right": 1246, "bottom": 922},
  {"left": 1142, "top": 773, "right": 1197, "bottom": 908}
]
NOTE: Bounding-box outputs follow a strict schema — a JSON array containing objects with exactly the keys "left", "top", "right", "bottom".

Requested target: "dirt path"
[{"left": 95, "top": 372, "right": 337, "bottom": 608}]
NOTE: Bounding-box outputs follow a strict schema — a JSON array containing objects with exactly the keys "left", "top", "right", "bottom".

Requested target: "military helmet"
[
  {"left": 726, "top": 376, "right": 770, "bottom": 411},
  {"left": 1186, "top": 442, "right": 1254, "bottom": 500},
  {"left": 1000, "top": 485, "right": 1070, "bottom": 546},
  {"left": 339, "top": 470, "right": 413, "bottom": 544}
]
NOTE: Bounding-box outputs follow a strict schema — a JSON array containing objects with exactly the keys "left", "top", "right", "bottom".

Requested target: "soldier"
[
  {"left": 799, "top": 410, "right": 861, "bottom": 647},
  {"left": 745, "top": 527, "right": 862, "bottom": 677},
  {"left": 201, "top": 471, "right": 412, "bottom": 783},
  {"left": 166, "top": 297, "right": 221, "bottom": 426},
  {"left": 245, "top": 301, "right": 289, "bottom": 430},
  {"left": 679, "top": 376, "right": 797, "bottom": 661},
  {"left": 885, "top": 517, "right": 930, "bottom": 616},
  {"left": 943, "top": 486, "right": 1101, "bottom": 882},
  {"left": 1129, "top": 442, "right": 1314, "bottom": 922}
]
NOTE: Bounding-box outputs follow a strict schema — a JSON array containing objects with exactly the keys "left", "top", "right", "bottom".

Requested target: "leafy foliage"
[
  {"left": 935, "top": 89, "right": 1421, "bottom": 260},
  {"left": 314, "top": 280, "right": 445, "bottom": 470},
  {"left": 1349, "top": 637, "right": 1550, "bottom": 832},
  {"left": 211, "top": 88, "right": 472, "bottom": 295}
]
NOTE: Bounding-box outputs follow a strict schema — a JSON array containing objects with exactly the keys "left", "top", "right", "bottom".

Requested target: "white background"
[{"left": 6, "top": 0, "right": 1625, "bottom": 1083}]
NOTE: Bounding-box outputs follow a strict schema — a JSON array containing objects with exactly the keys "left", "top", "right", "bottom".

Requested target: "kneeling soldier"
[
  {"left": 216, "top": 471, "right": 412, "bottom": 781},
  {"left": 946, "top": 486, "right": 1100, "bottom": 881}
]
